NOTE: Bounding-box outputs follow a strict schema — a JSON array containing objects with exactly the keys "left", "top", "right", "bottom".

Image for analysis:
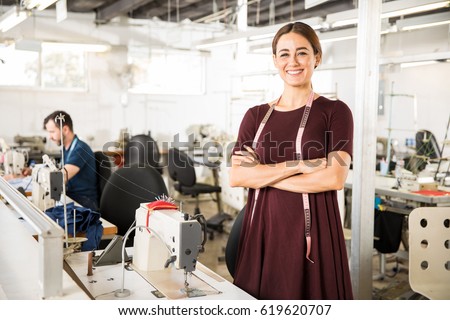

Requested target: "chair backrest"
[
  {"left": 94, "top": 151, "right": 113, "bottom": 203},
  {"left": 415, "top": 130, "right": 441, "bottom": 159},
  {"left": 167, "top": 148, "right": 196, "bottom": 187},
  {"left": 99, "top": 165, "right": 168, "bottom": 237},
  {"left": 225, "top": 205, "right": 246, "bottom": 278},
  {"left": 409, "top": 207, "right": 450, "bottom": 299},
  {"left": 124, "top": 134, "right": 161, "bottom": 169}
]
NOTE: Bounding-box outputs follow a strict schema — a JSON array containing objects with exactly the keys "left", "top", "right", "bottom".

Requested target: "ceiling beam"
[{"left": 95, "top": 0, "right": 154, "bottom": 23}]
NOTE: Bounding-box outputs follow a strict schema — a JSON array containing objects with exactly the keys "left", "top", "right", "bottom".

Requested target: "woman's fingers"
[{"left": 232, "top": 149, "right": 259, "bottom": 166}]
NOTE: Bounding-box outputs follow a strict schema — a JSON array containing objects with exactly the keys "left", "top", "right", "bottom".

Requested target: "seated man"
[{"left": 40, "top": 110, "right": 98, "bottom": 210}]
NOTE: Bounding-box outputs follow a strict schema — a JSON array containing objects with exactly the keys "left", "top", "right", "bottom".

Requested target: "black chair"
[
  {"left": 94, "top": 151, "right": 113, "bottom": 203},
  {"left": 99, "top": 165, "right": 168, "bottom": 243},
  {"left": 415, "top": 130, "right": 441, "bottom": 159},
  {"left": 167, "top": 148, "right": 231, "bottom": 239},
  {"left": 408, "top": 130, "right": 442, "bottom": 173},
  {"left": 225, "top": 205, "right": 245, "bottom": 278},
  {"left": 123, "top": 134, "right": 163, "bottom": 174}
]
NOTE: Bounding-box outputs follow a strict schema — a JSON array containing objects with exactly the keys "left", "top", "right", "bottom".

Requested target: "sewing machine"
[
  {"left": 13, "top": 135, "right": 47, "bottom": 162},
  {"left": 2, "top": 149, "right": 26, "bottom": 176},
  {"left": 1, "top": 138, "right": 25, "bottom": 176},
  {"left": 31, "top": 163, "right": 63, "bottom": 211},
  {"left": 132, "top": 203, "right": 207, "bottom": 297}
]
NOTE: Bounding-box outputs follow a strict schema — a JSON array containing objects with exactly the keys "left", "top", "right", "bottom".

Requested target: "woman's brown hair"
[{"left": 272, "top": 22, "right": 322, "bottom": 67}]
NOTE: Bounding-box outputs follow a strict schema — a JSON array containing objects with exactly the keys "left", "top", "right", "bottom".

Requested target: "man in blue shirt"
[{"left": 43, "top": 110, "right": 98, "bottom": 210}]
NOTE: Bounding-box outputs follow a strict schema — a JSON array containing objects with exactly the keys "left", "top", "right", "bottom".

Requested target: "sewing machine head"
[
  {"left": 31, "top": 164, "right": 63, "bottom": 211},
  {"left": 133, "top": 203, "right": 204, "bottom": 274},
  {"left": 2, "top": 149, "right": 26, "bottom": 176}
]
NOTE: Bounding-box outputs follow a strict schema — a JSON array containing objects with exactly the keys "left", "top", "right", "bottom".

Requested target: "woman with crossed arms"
[{"left": 230, "top": 22, "right": 354, "bottom": 300}]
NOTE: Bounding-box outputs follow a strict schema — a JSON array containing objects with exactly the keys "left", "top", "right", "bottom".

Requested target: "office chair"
[
  {"left": 408, "top": 207, "right": 450, "bottom": 299},
  {"left": 123, "top": 134, "right": 163, "bottom": 174},
  {"left": 167, "top": 148, "right": 231, "bottom": 239},
  {"left": 225, "top": 205, "right": 245, "bottom": 278},
  {"left": 409, "top": 130, "right": 442, "bottom": 173},
  {"left": 94, "top": 151, "right": 113, "bottom": 203},
  {"left": 99, "top": 165, "right": 168, "bottom": 243}
]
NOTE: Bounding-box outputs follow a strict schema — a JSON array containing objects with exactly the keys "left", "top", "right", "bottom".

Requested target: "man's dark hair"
[{"left": 43, "top": 110, "right": 73, "bottom": 131}]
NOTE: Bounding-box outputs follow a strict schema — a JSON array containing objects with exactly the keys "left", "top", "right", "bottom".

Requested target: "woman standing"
[{"left": 229, "top": 22, "right": 354, "bottom": 299}]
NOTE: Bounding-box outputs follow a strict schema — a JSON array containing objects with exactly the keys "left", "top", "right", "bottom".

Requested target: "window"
[
  {"left": 128, "top": 49, "right": 206, "bottom": 95},
  {"left": 0, "top": 44, "right": 87, "bottom": 90},
  {"left": 0, "top": 45, "right": 39, "bottom": 87},
  {"left": 41, "top": 48, "right": 87, "bottom": 90}
]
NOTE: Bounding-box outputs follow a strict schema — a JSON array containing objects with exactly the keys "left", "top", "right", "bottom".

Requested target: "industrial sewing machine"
[
  {"left": 31, "top": 158, "right": 63, "bottom": 211},
  {"left": 131, "top": 201, "right": 210, "bottom": 298},
  {"left": 2, "top": 149, "right": 26, "bottom": 176},
  {"left": 90, "top": 198, "right": 221, "bottom": 299},
  {"left": 0, "top": 138, "right": 26, "bottom": 176},
  {"left": 13, "top": 135, "right": 48, "bottom": 162}
]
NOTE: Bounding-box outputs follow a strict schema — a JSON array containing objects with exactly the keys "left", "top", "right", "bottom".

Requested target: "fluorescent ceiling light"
[
  {"left": 305, "top": 0, "right": 333, "bottom": 10},
  {"left": 327, "top": 0, "right": 450, "bottom": 28},
  {"left": 196, "top": 38, "right": 242, "bottom": 50},
  {"left": 248, "top": 32, "right": 276, "bottom": 41},
  {"left": 0, "top": 6, "right": 28, "bottom": 32},
  {"left": 319, "top": 28, "right": 357, "bottom": 43},
  {"left": 400, "top": 60, "right": 437, "bottom": 68},
  {"left": 25, "top": 0, "right": 58, "bottom": 11},
  {"left": 196, "top": 17, "right": 324, "bottom": 50},
  {"left": 247, "top": 17, "right": 324, "bottom": 41},
  {"left": 42, "top": 42, "right": 111, "bottom": 52},
  {"left": 381, "top": 0, "right": 449, "bottom": 19},
  {"left": 15, "top": 39, "right": 42, "bottom": 51},
  {"left": 396, "top": 11, "right": 450, "bottom": 30}
]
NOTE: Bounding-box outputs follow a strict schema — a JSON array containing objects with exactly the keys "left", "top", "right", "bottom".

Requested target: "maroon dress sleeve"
[
  {"left": 327, "top": 100, "right": 354, "bottom": 159},
  {"left": 232, "top": 106, "right": 259, "bottom": 155}
]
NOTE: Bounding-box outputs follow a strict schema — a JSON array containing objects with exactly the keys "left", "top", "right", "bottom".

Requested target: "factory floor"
[{"left": 179, "top": 195, "right": 423, "bottom": 300}]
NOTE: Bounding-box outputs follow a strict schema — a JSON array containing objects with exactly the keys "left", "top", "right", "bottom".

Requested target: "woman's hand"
[{"left": 232, "top": 145, "right": 260, "bottom": 167}]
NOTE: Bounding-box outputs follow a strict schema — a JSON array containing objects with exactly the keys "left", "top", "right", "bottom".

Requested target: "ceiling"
[
  {"left": 1, "top": 0, "right": 448, "bottom": 34},
  {"left": 1, "top": 0, "right": 357, "bottom": 26}
]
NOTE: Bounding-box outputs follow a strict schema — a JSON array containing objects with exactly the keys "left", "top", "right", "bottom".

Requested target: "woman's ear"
[
  {"left": 272, "top": 54, "right": 277, "bottom": 68},
  {"left": 314, "top": 55, "right": 321, "bottom": 69}
]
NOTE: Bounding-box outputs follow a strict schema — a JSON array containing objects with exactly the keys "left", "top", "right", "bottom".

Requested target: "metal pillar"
[
  {"left": 237, "top": 0, "right": 248, "bottom": 32},
  {"left": 350, "top": 0, "right": 382, "bottom": 299}
]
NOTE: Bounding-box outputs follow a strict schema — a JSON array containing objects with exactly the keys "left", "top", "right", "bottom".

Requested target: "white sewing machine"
[
  {"left": 31, "top": 163, "right": 63, "bottom": 211},
  {"left": 2, "top": 150, "right": 26, "bottom": 176},
  {"left": 132, "top": 203, "right": 210, "bottom": 298}
]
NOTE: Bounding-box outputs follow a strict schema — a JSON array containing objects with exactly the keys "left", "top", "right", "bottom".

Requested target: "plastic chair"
[{"left": 408, "top": 207, "right": 450, "bottom": 299}]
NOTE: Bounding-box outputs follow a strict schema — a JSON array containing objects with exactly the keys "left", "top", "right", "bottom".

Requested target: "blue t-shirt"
[{"left": 63, "top": 135, "right": 98, "bottom": 210}]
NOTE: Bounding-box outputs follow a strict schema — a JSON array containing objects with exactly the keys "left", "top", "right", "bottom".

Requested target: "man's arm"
[{"left": 63, "top": 164, "right": 80, "bottom": 181}]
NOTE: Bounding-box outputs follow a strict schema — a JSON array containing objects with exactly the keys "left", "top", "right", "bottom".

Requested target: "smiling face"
[{"left": 272, "top": 32, "right": 318, "bottom": 89}]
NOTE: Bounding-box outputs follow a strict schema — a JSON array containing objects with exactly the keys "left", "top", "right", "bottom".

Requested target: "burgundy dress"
[{"left": 232, "top": 96, "right": 354, "bottom": 300}]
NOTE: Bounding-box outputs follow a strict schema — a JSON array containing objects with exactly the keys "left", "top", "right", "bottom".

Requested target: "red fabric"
[
  {"left": 145, "top": 201, "right": 178, "bottom": 234},
  {"left": 232, "top": 96, "right": 354, "bottom": 300},
  {"left": 146, "top": 200, "right": 178, "bottom": 211},
  {"left": 411, "top": 190, "right": 450, "bottom": 196}
]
